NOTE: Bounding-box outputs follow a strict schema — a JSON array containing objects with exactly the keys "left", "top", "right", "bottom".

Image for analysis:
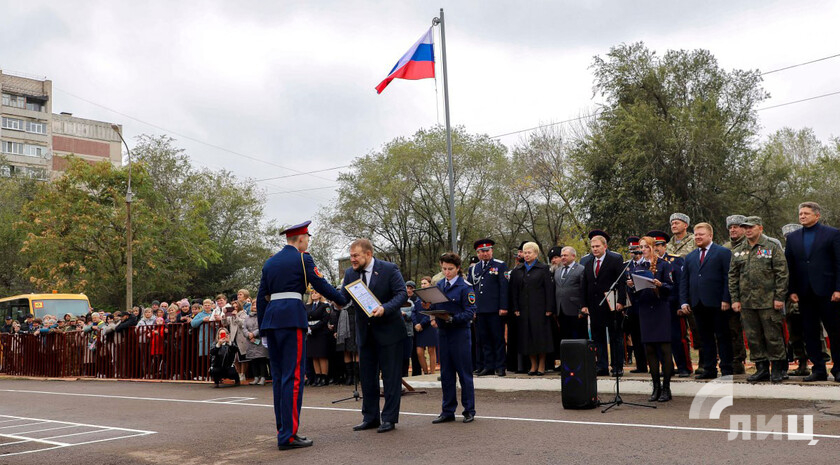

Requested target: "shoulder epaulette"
[{"left": 492, "top": 258, "right": 504, "bottom": 264}]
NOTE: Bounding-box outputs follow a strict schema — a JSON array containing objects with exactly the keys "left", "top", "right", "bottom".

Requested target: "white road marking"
[
  {"left": 205, "top": 396, "right": 256, "bottom": 403},
  {"left": 0, "top": 413, "right": 155, "bottom": 457},
  {"left": 1, "top": 388, "right": 838, "bottom": 442}
]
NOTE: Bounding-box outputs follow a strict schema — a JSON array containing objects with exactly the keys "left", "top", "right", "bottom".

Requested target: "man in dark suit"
[
  {"left": 341, "top": 238, "right": 408, "bottom": 433},
  {"left": 469, "top": 238, "right": 509, "bottom": 377},
  {"left": 784, "top": 202, "right": 840, "bottom": 382},
  {"left": 554, "top": 246, "right": 587, "bottom": 341},
  {"left": 580, "top": 232, "right": 627, "bottom": 376},
  {"left": 679, "top": 222, "right": 734, "bottom": 379}
]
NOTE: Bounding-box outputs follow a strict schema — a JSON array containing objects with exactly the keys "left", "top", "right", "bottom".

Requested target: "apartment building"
[{"left": 1, "top": 69, "right": 122, "bottom": 180}]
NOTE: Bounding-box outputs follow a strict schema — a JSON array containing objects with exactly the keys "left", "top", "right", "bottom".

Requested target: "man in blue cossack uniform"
[
  {"left": 257, "top": 221, "right": 349, "bottom": 451},
  {"left": 468, "top": 238, "right": 509, "bottom": 377}
]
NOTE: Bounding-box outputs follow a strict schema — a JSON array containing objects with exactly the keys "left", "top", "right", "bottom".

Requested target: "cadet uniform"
[
  {"left": 257, "top": 221, "right": 349, "bottom": 449},
  {"left": 649, "top": 230, "right": 693, "bottom": 377},
  {"left": 723, "top": 214, "right": 749, "bottom": 375},
  {"left": 624, "top": 237, "right": 648, "bottom": 373},
  {"left": 431, "top": 274, "right": 477, "bottom": 423},
  {"left": 469, "top": 239, "right": 509, "bottom": 377},
  {"left": 728, "top": 216, "right": 788, "bottom": 383}
]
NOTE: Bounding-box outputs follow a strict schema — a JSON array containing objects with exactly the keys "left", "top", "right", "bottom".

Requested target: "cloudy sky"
[{"left": 3, "top": 1, "right": 838, "bottom": 229}]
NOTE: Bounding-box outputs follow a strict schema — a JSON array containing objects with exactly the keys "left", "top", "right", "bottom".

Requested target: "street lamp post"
[{"left": 111, "top": 125, "right": 133, "bottom": 312}]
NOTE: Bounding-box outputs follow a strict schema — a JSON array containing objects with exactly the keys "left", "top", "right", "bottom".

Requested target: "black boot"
[
  {"left": 344, "top": 362, "right": 354, "bottom": 385},
  {"left": 658, "top": 377, "right": 672, "bottom": 402},
  {"left": 322, "top": 374, "right": 330, "bottom": 386},
  {"left": 770, "top": 361, "right": 784, "bottom": 384},
  {"left": 789, "top": 359, "right": 810, "bottom": 377},
  {"left": 648, "top": 377, "right": 661, "bottom": 402},
  {"left": 747, "top": 361, "right": 770, "bottom": 383}
]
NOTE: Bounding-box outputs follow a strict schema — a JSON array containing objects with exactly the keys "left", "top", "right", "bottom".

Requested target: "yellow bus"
[{"left": 0, "top": 293, "right": 91, "bottom": 322}]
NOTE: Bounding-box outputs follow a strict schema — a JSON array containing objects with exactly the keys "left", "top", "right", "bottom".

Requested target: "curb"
[{"left": 402, "top": 376, "right": 840, "bottom": 401}]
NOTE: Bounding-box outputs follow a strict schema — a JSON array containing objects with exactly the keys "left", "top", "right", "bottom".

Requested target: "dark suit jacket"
[
  {"left": 679, "top": 242, "right": 732, "bottom": 308},
  {"left": 581, "top": 251, "right": 626, "bottom": 312},
  {"left": 554, "top": 261, "right": 585, "bottom": 317},
  {"left": 784, "top": 222, "right": 840, "bottom": 297},
  {"left": 342, "top": 258, "right": 408, "bottom": 347}
]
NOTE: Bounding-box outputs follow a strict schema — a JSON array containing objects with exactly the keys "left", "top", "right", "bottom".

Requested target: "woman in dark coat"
[
  {"left": 509, "top": 242, "right": 556, "bottom": 375},
  {"left": 306, "top": 290, "right": 333, "bottom": 387},
  {"left": 626, "top": 236, "right": 674, "bottom": 402}
]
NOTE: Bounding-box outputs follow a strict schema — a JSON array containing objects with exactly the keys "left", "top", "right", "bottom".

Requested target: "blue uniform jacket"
[
  {"left": 257, "top": 245, "right": 348, "bottom": 330},
  {"left": 468, "top": 258, "right": 509, "bottom": 314},
  {"left": 411, "top": 297, "right": 432, "bottom": 329},
  {"left": 662, "top": 253, "right": 684, "bottom": 310},
  {"left": 430, "top": 276, "right": 476, "bottom": 330}
]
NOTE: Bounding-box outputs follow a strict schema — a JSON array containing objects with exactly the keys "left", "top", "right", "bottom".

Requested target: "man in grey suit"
[{"left": 554, "top": 246, "right": 587, "bottom": 341}]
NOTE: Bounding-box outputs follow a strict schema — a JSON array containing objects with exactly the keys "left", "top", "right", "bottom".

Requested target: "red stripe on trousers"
[
  {"left": 680, "top": 318, "right": 693, "bottom": 371},
  {"left": 291, "top": 328, "right": 303, "bottom": 442}
]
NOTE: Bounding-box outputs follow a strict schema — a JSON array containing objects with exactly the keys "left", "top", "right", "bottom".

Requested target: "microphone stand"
[{"left": 597, "top": 257, "right": 655, "bottom": 413}]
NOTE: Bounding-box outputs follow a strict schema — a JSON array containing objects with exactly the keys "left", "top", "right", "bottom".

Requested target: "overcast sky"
[{"left": 2, "top": 1, "right": 838, "bottom": 230}]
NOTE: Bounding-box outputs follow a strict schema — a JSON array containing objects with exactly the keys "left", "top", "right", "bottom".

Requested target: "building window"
[
  {"left": 2, "top": 117, "right": 24, "bottom": 131},
  {"left": 2, "top": 93, "right": 26, "bottom": 109},
  {"left": 26, "top": 121, "right": 46, "bottom": 134},
  {"left": 1, "top": 141, "right": 46, "bottom": 158},
  {"left": 25, "top": 101, "right": 44, "bottom": 112}
]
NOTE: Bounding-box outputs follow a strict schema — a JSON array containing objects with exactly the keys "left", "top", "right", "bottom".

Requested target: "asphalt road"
[{"left": 1, "top": 378, "right": 838, "bottom": 464}]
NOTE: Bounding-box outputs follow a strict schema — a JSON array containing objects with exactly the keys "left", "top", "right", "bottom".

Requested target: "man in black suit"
[
  {"left": 784, "top": 202, "right": 840, "bottom": 382},
  {"left": 580, "top": 232, "right": 627, "bottom": 376},
  {"left": 679, "top": 222, "right": 734, "bottom": 378},
  {"left": 342, "top": 238, "right": 408, "bottom": 433}
]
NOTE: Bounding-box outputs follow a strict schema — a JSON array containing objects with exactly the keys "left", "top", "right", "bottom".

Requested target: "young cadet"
[
  {"left": 257, "top": 220, "right": 349, "bottom": 451},
  {"left": 423, "top": 252, "right": 477, "bottom": 424}
]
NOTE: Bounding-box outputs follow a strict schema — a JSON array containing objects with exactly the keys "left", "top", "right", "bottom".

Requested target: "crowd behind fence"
[{"left": 0, "top": 322, "right": 223, "bottom": 380}]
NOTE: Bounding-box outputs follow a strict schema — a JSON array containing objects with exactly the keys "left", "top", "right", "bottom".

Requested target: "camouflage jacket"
[
  {"left": 723, "top": 236, "right": 745, "bottom": 251},
  {"left": 728, "top": 235, "right": 788, "bottom": 309},
  {"left": 666, "top": 233, "right": 697, "bottom": 257}
]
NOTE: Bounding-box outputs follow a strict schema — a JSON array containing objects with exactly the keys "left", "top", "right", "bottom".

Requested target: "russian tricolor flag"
[{"left": 375, "top": 28, "right": 435, "bottom": 94}]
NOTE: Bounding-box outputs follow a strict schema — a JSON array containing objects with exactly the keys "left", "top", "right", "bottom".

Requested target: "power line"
[
  {"left": 760, "top": 53, "right": 840, "bottom": 76},
  {"left": 489, "top": 112, "right": 601, "bottom": 139},
  {"left": 265, "top": 185, "right": 339, "bottom": 196},
  {"left": 757, "top": 90, "right": 840, "bottom": 111},
  {"left": 489, "top": 53, "right": 840, "bottom": 140},
  {"left": 254, "top": 165, "right": 350, "bottom": 183},
  {"left": 52, "top": 87, "right": 336, "bottom": 182}
]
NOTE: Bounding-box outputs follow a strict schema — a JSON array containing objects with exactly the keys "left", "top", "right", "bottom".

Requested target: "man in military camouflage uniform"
[
  {"left": 729, "top": 216, "right": 789, "bottom": 383},
  {"left": 666, "top": 213, "right": 703, "bottom": 373},
  {"left": 722, "top": 215, "right": 749, "bottom": 375},
  {"left": 667, "top": 213, "right": 697, "bottom": 257}
]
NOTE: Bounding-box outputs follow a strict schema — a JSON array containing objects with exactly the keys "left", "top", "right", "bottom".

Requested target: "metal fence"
[{"left": 0, "top": 322, "right": 223, "bottom": 380}]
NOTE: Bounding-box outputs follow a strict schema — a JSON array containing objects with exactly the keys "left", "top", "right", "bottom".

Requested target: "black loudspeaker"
[{"left": 560, "top": 339, "right": 599, "bottom": 409}]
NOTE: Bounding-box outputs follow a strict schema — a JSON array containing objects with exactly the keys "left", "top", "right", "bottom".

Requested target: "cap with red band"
[
  {"left": 282, "top": 220, "right": 312, "bottom": 237},
  {"left": 473, "top": 238, "right": 495, "bottom": 250}
]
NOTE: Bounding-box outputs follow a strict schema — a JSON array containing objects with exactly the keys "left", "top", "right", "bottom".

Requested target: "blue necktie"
[{"left": 444, "top": 281, "right": 451, "bottom": 292}]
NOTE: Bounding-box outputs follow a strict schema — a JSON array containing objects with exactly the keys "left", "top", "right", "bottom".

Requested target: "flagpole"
[{"left": 434, "top": 8, "right": 457, "bottom": 254}]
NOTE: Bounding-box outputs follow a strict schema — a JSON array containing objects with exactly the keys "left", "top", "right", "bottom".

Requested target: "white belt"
[{"left": 270, "top": 292, "right": 303, "bottom": 301}]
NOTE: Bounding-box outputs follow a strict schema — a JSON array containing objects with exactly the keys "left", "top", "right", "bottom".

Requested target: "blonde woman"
[{"left": 509, "top": 242, "right": 555, "bottom": 375}]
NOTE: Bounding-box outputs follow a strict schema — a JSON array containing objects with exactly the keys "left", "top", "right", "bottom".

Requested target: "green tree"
[
  {"left": 572, "top": 42, "right": 769, "bottom": 237},
  {"left": 17, "top": 156, "right": 217, "bottom": 310},
  {"left": 330, "top": 126, "right": 508, "bottom": 278},
  {"left": 132, "top": 135, "right": 269, "bottom": 298},
  {"left": 0, "top": 157, "right": 38, "bottom": 295}
]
